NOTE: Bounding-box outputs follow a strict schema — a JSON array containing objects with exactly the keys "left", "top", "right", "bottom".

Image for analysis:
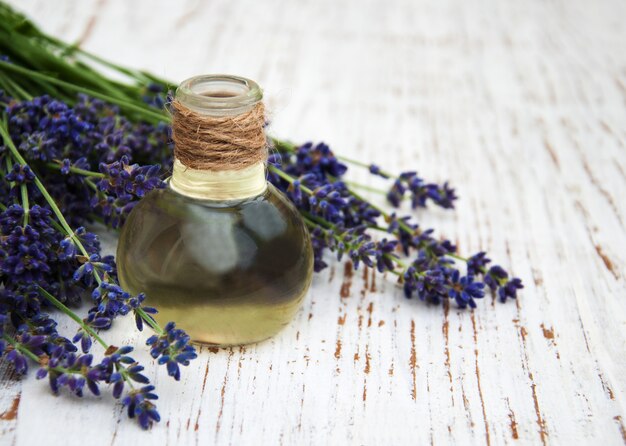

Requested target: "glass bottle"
[{"left": 117, "top": 75, "right": 313, "bottom": 346}]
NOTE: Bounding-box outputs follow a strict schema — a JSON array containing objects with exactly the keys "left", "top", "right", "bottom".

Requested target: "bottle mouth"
[{"left": 175, "top": 74, "right": 263, "bottom": 115}]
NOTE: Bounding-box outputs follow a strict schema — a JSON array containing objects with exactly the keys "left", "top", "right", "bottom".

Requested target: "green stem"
[
  {"left": 344, "top": 180, "right": 394, "bottom": 197},
  {"left": 37, "top": 286, "right": 108, "bottom": 349},
  {"left": 304, "top": 215, "right": 423, "bottom": 281},
  {"left": 391, "top": 256, "right": 409, "bottom": 269},
  {"left": 135, "top": 308, "right": 163, "bottom": 334},
  {"left": 269, "top": 137, "right": 296, "bottom": 152},
  {"left": 303, "top": 218, "right": 319, "bottom": 230},
  {"left": 270, "top": 141, "right": 469, "bottom": 267},
  {"left": 3, "top": 73, "right": 33, "bottom": 101},
  {"left": 269, "top": 137, "right": 396, "bottom": 178},
  {"left": 302, "top": 210, "right": 335, "bottom": 229},
  {"left": 46, "top": 162, "right": 106, "bottom": 178},
  {"left": 367, "top": 222, "right": 470, "bottom": 263},
  {"left": 0, "top": 61, "right": 167, "bottom": 125},
  {"left": 22, "top": 286, "right": 134, "bottom": 389},
  {"left": 365, "top": 224, "right": 389, "bottom": 232},
  {"left": 447, "top": 253, "right": 469, "bottom": 262},
  {"left": 2, "top": 334, "right": 41, "bottom": 362},
  {"left": 350, "top": 186, "right": 470, "bottom": 264},
  {"left": 0, "top": 73, "right": 18, "bottom": 99},
  {"left": 347, "top": 186, "right": 417, "bottom": 235},
  {"left": 268, "top": 164, "right": 314, "bottom": 194},
  {"left": 46, "top": 215, "right": 66, "bottom": 234},
  {"left": 35, "top": 287, "right": 137, "bottom": 388},
  {"left": 4, "top": 144, "right": 14, "bottom": 186},
  {"left": 0, "top": 118, "right": 162, "bottom": 333},
  {"left": 336, "top": 155, "right": 369, "bottom": 169},
  {"left": 3, "top": 334, "right": 86, "bottom": 375},
  {"left": 0, "top": 121, "right": 89, "bottom": 257},
  {"left": 69, "top": 44, "right": 166, "bottom": 85},
  {"left": 85, "top": 177, "right": 100, "bottom": 192},
  {"left": 336, "top": 155, "right": 394, "bottom": 179},
  {"left": 271, "top": 164, "right": 391, "bottom": 238},
  {"left": 274, "top": 164, "right": 471, "bottom": 271},
  {"left": 20, "top": 183, "right": 28, "bottom": 226}
]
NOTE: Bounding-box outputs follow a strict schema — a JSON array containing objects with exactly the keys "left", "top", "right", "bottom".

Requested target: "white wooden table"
[{"left": 2, "top": 0, "right": 626, "bottom": 444}]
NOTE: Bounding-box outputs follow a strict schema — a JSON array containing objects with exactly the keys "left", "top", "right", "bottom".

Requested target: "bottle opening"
[
  {"left": 176, "top": 74, "right": 262, "bottom": 116},
  {"left": 202, "top": 91, "right": 238, "bottom": 98}
]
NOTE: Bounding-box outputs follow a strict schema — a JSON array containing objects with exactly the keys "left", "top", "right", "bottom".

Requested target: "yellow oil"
[{"left": 117, "top": 183, "right": 313, "bottom": 346}]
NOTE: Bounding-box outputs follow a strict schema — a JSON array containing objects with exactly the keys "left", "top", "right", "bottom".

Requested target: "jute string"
[{"left": 171, "top": 99, "right": 268, "bottom": 171}]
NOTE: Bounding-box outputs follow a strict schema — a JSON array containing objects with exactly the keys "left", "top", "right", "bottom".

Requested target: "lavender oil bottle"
[{"left": 117, "top": 75, "right": 313, "bottom": 346}]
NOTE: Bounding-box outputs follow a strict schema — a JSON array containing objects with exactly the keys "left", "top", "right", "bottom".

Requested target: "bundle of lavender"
[{"left": 0, "top": 2, "right": 521, "bottom": 429}]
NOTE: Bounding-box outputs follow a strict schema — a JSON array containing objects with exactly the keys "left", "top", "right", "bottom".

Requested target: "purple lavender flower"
[
  {"left": 5, "top": 349, "right": 28, "bottom": 374},
  {"left": 5, "top": 163, "right": 35, "bottom": 184},
  {"left": 374, "top": 238, "right": 399, "bottom": 273},
  {"left": 467, "top": 252, "right": 491, "bottom": 276},
  {"left": 1, "top": 225, "right": 51, "bottom": 283},
  {"left": 122, "top": 385, "right": 160, "bottom": 430},
  {"left": 498, "top": 278, "right": 524, "bottom": 302},
  {"left": 146, "top": 322, "right": 197, "bottom": 381},
  {"left": 98, "top": 155, "right": 163, "bottom": 198},
  {"left": 484, "top": 265, "right": 509, "bottom": 291},
  {"left": 93, "top": 155, "right": 164, "bottom": 227},
  {"left": 447, "top": 270, "right": 485, "bottom": 308},
  {"left": 386, "top": 172, "right": 457, "bottom": 209},
  {"left": 72, "top": 330, "right": 93, "bottom": 353},
  {"left": 369, "top": 164, "right": 389, "bottom": 178},
  {"left": 73, "top": 253, "right": 112, "bottom": 284}
]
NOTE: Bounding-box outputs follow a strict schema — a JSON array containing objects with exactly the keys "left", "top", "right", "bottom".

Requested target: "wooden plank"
[{"left": 1, "top": 0, "right": 626, "bottom": 444}]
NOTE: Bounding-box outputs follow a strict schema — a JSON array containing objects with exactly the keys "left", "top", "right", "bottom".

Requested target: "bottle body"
[{"left": 117, "top": 183, "right": 313, "bottom": 346}]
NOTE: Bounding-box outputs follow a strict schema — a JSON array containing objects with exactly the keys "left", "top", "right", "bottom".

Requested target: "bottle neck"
[
  {"left": 170, "top": 75, "right": 268, "bottom": 200},
  {"left": 169, "top": 158, "right": 267, "bottom": 200}
]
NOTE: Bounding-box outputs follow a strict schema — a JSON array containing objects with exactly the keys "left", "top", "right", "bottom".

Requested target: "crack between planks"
[
  {"left": 470, "top": 313, "right": 491, "bottom": 446},
  {"left": 194, "top": 356, "right": 211, "bottom": 433},
  {"left": 574, "top": 201, "right": 619, "bottom": 280},
  {"left": 409, "top": 319, "right": 417, "bottom": 400},
  {"left": 215, "top": 349, "right": 234, "bottom": 437},
  {"left": 514, "top": 300, "right": 548, "bottom": 445}
]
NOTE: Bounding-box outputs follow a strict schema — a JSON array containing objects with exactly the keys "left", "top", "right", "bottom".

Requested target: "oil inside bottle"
[{"left": 117, "top": 183, "right": 313, "bottom": 346}]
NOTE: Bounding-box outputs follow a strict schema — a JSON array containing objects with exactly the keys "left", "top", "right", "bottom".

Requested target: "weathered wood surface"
[{"left": 2, "top": 0, "right": 626, "bottom": 444}]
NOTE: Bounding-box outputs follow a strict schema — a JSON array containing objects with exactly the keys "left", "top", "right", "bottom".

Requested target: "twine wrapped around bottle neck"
[
  {"left": 171, "top": 99, "right": 268, "bottom": 171},
  {"left": 169, "top": 94, "right": 269, "bottom": 200}
]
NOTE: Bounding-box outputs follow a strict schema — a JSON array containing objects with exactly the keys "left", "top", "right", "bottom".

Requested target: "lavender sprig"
[
  {"left": 0, "top": 115, "right": 194, "bottom": 429},
  {"left": 269, "top": 144, "right": 523, "bottom": 305}
]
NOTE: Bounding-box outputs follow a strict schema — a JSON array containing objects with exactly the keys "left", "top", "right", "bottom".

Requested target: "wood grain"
[{"left": 2, "top": 0, "right": 626, "bottom": 444}]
